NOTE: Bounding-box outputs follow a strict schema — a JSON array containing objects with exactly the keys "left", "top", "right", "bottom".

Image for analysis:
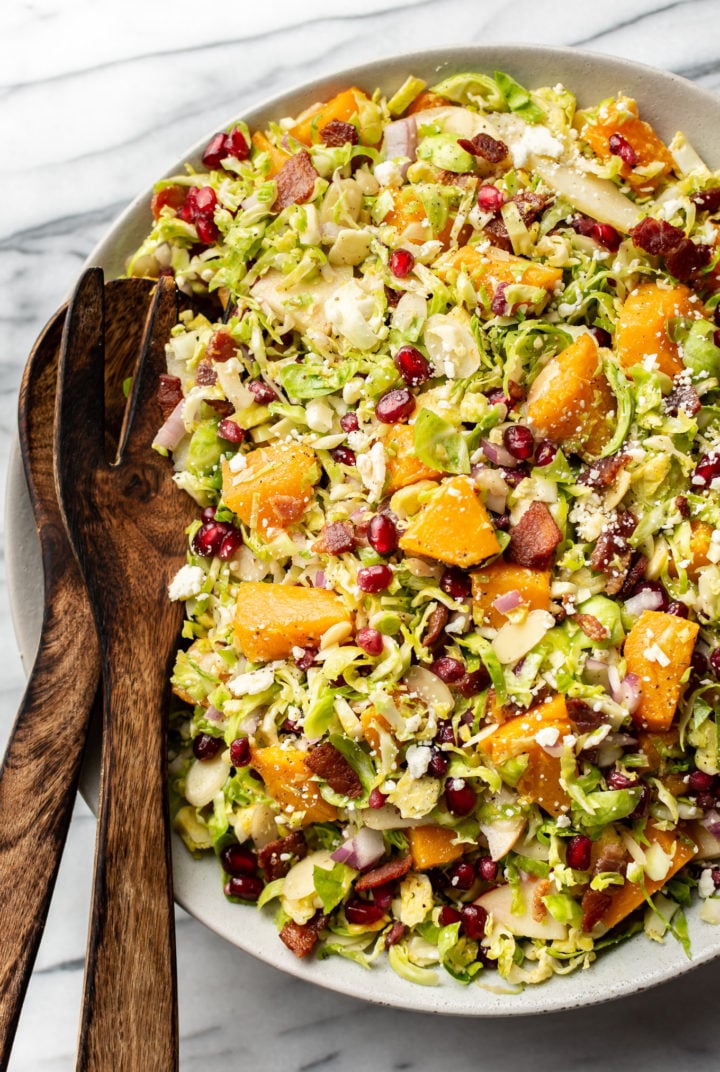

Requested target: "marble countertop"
[{"left": 4, "top": 1, "right": 720, "bottom": 1068}]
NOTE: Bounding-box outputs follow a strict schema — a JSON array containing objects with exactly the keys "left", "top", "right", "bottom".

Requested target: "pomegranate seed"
[
  {"left": 694, "top": 452, "right": 720, "bottom": 488},
  {"left": 697, "top": 792, "right": 717, "bottom": 811},
  {"left": 503, "top": 424, "right": 535, "bottom": 460},
  {"left": 389, "top": 248, "right": 415, "bottom": 277},
  {"left": 331, "top": 445, "right": 356, "bottom": 466},
  {"left": 688, "top": 770, "right": 716, "bottom": 793},
  {"left": 493, "top": 510, "right": 511, "bottom": 531},
  {"left": 427, "top": 748, "right": 449, "bottom": 778},
  {"left": 435, "top": 719, "right": 456, "bottom": 745},
  {"left": 606, "top": 769, "right": 637, "bottom": 790},
  {"left": 692, "top": 650, "right": 709, "bottom": 676},
  {"left": 192, "top": 734, "right": 223, "bottom": 761},
  {"left": 217, "top": 419, "right": 245, "bottom": 444},
  {"left": 460, "top": 903, "right": 487, "bottom": 940},
  {"left": 193, "top": 521, "right": 229, "bottom": 557},
  {"left": 394, "top": 345, "right": 432, "bottom": 386},
  {"left": 225, "top": 875, "right": 263, "bottom": 901},
  {"left": 666, "top": 600, "right": 689, "bottom": 618},
  {"left": 589, "top": 222, "right": 621, "bottom": 251},
  {"left": 630, "top": 579, "right": 669, "bottom": 612},
  {"left": 711, "top": 867, "right": 720, "bottom": 890},
  {"left": 709, "top": 649, "right": 720, "bottom": 677},
  {"left": 218, "top": 528, "right": 243, "bottom": 560},
  {"left": 438, "top": 905, "right": 462, "bottom": 926},
  {"left": 294, "top": 647, "right": 317, "bottom": 671},
  {"left": 630, "top": 785, "right": 649, "bottom": 820},
  {"left": 201, "top": 132, "right": 228, "bottom": 169},
  {"left": 476, "top": 857, "right": 498, "bottom": 882},
  {"left": 591, "top": 326, "right": 613, "bottom": 348},
  {"left": 445, "top": 778, "right": 476, "bottom": 817},
  {"left": 356, "top": 627, "right": 384, "bottom": 655},
  {"left": 491, "top": 282, "right": 510, "bottom": 316},
  {"left": 345, "top": 899, "right": 387, "bottom": 925},
  {"left": 486, "top": 388, "right": 511, "bottom": 410},
  {"left": 248, "top": 379, "right": 278, "bottom": 404},
  {"left": 372, "top": 884, "right": 394, "bottom": 910},
  {"left": 566, "top": 835, "right": 592, "bottom": 871},
  {"left": 368, "top": 787, "right": 388, "bottom": 808},
  {"left": 201, "top": 505, "right": 217, "bottom": 522},
  {"left": 499, "top": 464, "right": 528, "bottom": 488},
  {"left": 534, "top": 440, "right": 557, "bottom": 467},
  {"left": 477, "top": 185, "right": 505, "bottom": 213},
  {"left": 196, "top": 217, "right": 219, "bottom": 244},
  {"left": 608, "top": 132, "right": 638, "bottom": 167},
  {"left": 357, "top": 564, "right": 393, "bottom": 593},
  {"left": 193, "top": 186, "right": 217, "bottom": 214},
  {"left": 229, "top": 737, "right": 251, "bottom": 767},
  {"left": 448, "top": 861, "right": 476, "bottom": 890},
  {"left": 455, "top": 668, "right": 490, "bottom": 697},
  {"left": 375, "top": 387, "right": 416, "bottom": 423},
  {"left": 431, "top": 657, "right": 465, "bottom": 683},
  {"left": 281, "top": 717, "right": 302, "bottom": 735},
  {"left": 440, "top": 567, "right": 472, "bottom": 599},
  {"left": 368, "top": 514, "right": 398, "bottom": 555},
  {"left": 340, "top": 412, "right": 359, "bottom": 432},
  {"left": 221, "top": 843, "right": 257, "bottom": 876},
  {"left": 225, "top": 127, "right": 250, "bottom": 160}
]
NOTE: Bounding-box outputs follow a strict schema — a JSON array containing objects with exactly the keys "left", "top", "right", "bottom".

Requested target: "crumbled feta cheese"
[
  {"left": 168, "top": 564, "right": 205, "bottom": 601},
  {"left": 535, "top": 726, "right": 560, "bottom": 751},
  {"left": 555, "top": 814, "right": 572, "bottom": 829},
  {"left": 228, "top": 452, "right": 247, "bottom": 472},
  {"left": 405, "top": 744, "right": 432, "bottom": 779},
  {"left": 356, "top": 441, "right": 387, "bottom": 503},
  {"left": 510, "top": 125, "right": 564, "bottom": 168},
  {"left": 374, "top": 159, "right": 408, "bottom": 188},
  {"left": 699, "top": 869, "right": 717, "bottom": 899},
  {"left": 227, "top": 667, "right": 276, "bottom": 697}
]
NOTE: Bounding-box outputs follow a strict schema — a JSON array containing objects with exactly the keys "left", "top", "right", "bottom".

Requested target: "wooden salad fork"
[
  {"left": 55, "top": 269, "right": 196, "bottom": 1072},
  {"left": 0, "top": 278, "right": 154, "bottom": 1070}
]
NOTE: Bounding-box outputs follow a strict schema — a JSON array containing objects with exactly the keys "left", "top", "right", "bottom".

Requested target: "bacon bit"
[
  {"left": 305, "top": 742, "right": 363, "bottom": 799},
  {"left": 532, "top": 878, "right": 552, "bottom": 923},
  {"left": 205, "top": 329, "right": 237, "bottom": 364},
  {"left": 616, "top": 553, "right": 649, "bottom": 599},
  {"left": 157, "top": 374, "right": 183, "bottom": 420},
  {"left": 268, "top": 494, "right": 306, "bottom": 528},
  {"left": 384, "top": 920, "right": 406, "bottom": 949},
  {"left": 566, "top": 698, "right": 605, "bottom": 733},
  {"left": 195, "top": 360, "right": 218, "bottom": 387},
  {"left": 458, "top": 131, "right": 509, "bottom": 163},
  {"left": 280, "top": 912, "right": 328, "bottom": 958},
  {"left": 258, "top": 830, "right": 307, "bottom": 882},
  {"left": 355, "top": 855, "right": 413, "bottom": 891},
  {"left": 692, "top": 188, "right": 720, "bottom": 214},
  {"left": 676, "top": 495, "right": 690, "bottom": 519},
  {"left": 575, "top": 614, "right": 609, "bottom": 642},
  {"left": 422, "top": 602, "right": 449, "bottom": 648},
  {"left": 312, "top": 520, "right": 356, "bottom": 555},
  {"left": 206, "top": 398, "right": 235, "bottom": 418},
  {"left": 665, "top": 238, "right": 712, "bottom": 281},
  {"left": 151, "top": 183, "right": 187, "bottom": 221},
  {"left": 273, "top": 150, "right": 319, "bottom": 211},
  {"left": 580, "top": 888, "right": 612, "bottom": 932},
  {"left": 483, "top": 191, "right": 549, "bottom": 252},
  {"left": 666, "top": 381, "right": 701, "bottom": 418},
  {"left": 320, "top": 119, "right": 359, "bottom": 147},
  {"left": 630, "top": 217, "right": 712, "bottom": 282},
  {"left": 579, "top": 453, "right": 629, "bottom": 490},
  {"left": 506, "top": 501, "right": 562, "bottom": 570},
  {"left": 590, "top": 511, "right": 636, "bottom": 577}
]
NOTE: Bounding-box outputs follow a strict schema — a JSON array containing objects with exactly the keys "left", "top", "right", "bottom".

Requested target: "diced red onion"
[
  {"left": 624, "top": 588, "right": 664, "bottom": 616},
  {"left": 481, "top": 438, "right": 518, "bottom": 468},
  {"left": 584, "top": 656, "right": 611, "bottom": 690},
  {"left": 701, "top": 809, "right": 720, "bottom": 839},
  {"left": 492, "top": 589, "right": 523, "bottom": 615},
  {"left": 382, "top": 117, "right": 417, "bottom": 176},
  {"left": 331, "top": 827, "right": 385, "bottom": 871},
  {"left": 153, "top": 400, "right": 186, "bottom": 451},
  {"left": 314, "top": 570, "right": 327, "bottom": 589},
  {"left": 611, "top": 670, "right": 642, "bottom": 714},
  {"left": 205, "top": 705, "right": 224, "bottom": 724}
]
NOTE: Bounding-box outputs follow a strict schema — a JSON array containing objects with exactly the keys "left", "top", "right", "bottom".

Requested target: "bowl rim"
[{"left": 9, "top": 42, "right": 720, "bottom": 1017}]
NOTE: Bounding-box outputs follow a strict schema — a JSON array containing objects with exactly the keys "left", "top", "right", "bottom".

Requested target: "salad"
[{"left": 129, "top": 68, "right": 720, "bottom": 990}]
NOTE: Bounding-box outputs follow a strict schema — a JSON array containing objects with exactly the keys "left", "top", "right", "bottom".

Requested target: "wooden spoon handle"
[
  {"left": 75, "top": 622, "right": 178, "bottom": 1072},
  {"left": 0, "top": 609, "right": 99, "bottom": 1069}
]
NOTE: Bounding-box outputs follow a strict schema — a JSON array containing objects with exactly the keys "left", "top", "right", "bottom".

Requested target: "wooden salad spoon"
[
  {"left": 0, "top": 278, "right": 155, "bottom": 1069},
  {"left": 55, "top": 269, "right": 197, "bottom": 1072}
]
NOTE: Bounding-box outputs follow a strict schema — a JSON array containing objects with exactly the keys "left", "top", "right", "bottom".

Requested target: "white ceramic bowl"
[{"left": 9, "top": 44, "right": 720, "bottom": 1016}]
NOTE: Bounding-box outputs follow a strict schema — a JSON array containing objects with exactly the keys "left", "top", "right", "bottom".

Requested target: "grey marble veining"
[{"left": 5, "top": 1, "right": 720, "bottom": 1068}]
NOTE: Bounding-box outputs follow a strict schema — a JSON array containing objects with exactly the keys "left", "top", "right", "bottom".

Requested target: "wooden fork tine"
[
  {"left": 55, "top": 268, "right": 107, "bottom": 487},
  {"left": 116, "top": 276, "right": 178, "bottom": 465}
]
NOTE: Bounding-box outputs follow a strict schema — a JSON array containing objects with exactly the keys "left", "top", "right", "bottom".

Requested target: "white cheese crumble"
[
  {"left": 510, "top": 125, "right": 564, "bottom": 168},
  {"left": 168, "top": 564, "right": 205, "bottom": 601},
  {"left": 374, "top": 159, "right": 408, "bottom": 188},
  {"left": 535, "top": 726, "right": 560, "bottom": 751},
  {"left": 405, "top": 744, "right": 432, "bottom": 779},
  {"left": 356, "top": 441, "right": 387, "bottom": 503},
  {"left": 227, "top": 667, "right": 276, "bottom": 697},
  {"left": 699, "top": 869, "right": 717, "bottom": 899},
  {"left": 228, "top": 452, "right": 247, "bottom": 472}
]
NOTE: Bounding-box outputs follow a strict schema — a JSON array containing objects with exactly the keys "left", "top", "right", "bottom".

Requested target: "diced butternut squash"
[
  {"left": 384, "top": 423, "right": 442, "bottom": 494},
  {"left": 406, "top": 89, "right": 451, "bottom": 115},
  {"left": 599, "top": 824, "right": 697, "bottom": 932},
  {"left": 382, "top": 186, "right": 456, "bottom": 247},
  {"left": 398, "top": 476, "right": 500, "bottom": 568},
  {"left": 615, "top": 282, "right": 702, "bottom": 379},
  {"left": 360, "top": 708, "right": 392, "bottom": 755},
  {"left": 409, "top": 825, "right": 464, "bottom": 869},
  {"left": 290, "top": 87, "right": 373, "bottom": 145},
  {"left": 526, "top": 333, "right": 615, "bottom": 458},
  {"left": 249, "top": 744, "right": 338, "bottom": 825},
  {"left": 222, "top": 442, "right": 319, "bottom": 537},
  {"left": 637, "top": 727, "right": 681, "bottom": 774},
  {"left": 437, "top": 245, "right": 562, "bottom": 311},
  {"left": 481, "top": 695, "right": 572, "bottom": 818},
  {"left": 471, "top": 561, "right": 551, "bottom": 630},
  {"left": 251, "top": 130, "right": 291, "bottom": 178},
  {"left": 624, "top": 610, "right": 700, "bottom": 732},
  {"left": 234, "top": 582, "right": 351, "bottom": 663},
  {"left": 580, "top": 97, "right": 674, "bottom": 191},
  {"left": 669, "top": 519, "right": 713, "bottom": 580}
]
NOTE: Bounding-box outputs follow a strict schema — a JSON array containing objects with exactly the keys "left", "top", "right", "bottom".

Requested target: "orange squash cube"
[
  {"left": 251, "top": 130, "right": 291, "bottom": 178},
  {"left": 409, "top": 825, "right": 464, "bottom": 870},
  {"left": 222, "top": 442, "right": 319, "bottom": 537},
  {"left": 615, "top": 283, "right": 702, "bottom": 380},
  {"left": 290, "top": 87, "right": 373, "bottom": 145},
  {"left": 406, "top": 90, "right": 451, "bottom": 115},
  {"left": 234, "top": 582, "right": 351, "bottom": 663},
  {"left": 249, "top": 745, "right": 338, "bottom": 825},
  {"left": 580, "top": 97, "right": 674, "bottom": 191},
  {"left": 624, "top": 610, "right": 699, "bottom": 732},
  {"left": 384, "top": 423, "right": 442, "bottom": 494},
  {"left": 471, "top": 561, "right": 551, "bottom": 630},
  {"left": 437, "top": 245, "right": 562, "bottom": 311},
  {"left": 398, "top": 476, "right": 500, "bottom": 568},
  {"left": 360, "top": 708, "right": 392, "bottom": 755},
  {"left": 526, "top": 333, "right": 615, "bottom": 458},
  {"left": 382, "top": 186, "right": 457, "bottom": 247},
  {"left": 599, "top": 824, "right": 697, "bottom": 932},
  {"left": 669, "top": 519, "right": 714, "bottom": 580}
]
